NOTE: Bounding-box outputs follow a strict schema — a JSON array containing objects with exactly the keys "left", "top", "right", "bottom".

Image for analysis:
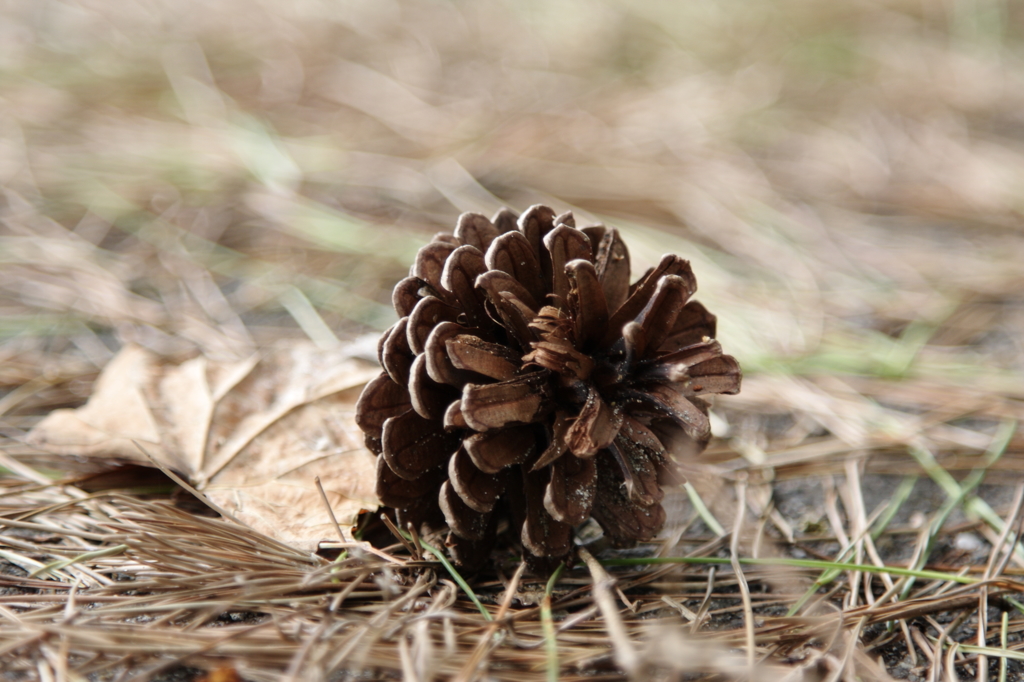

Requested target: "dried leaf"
[
  {"left": 26, "top": 346, "right": 166, "bottom": 462},
  {"left": 28, "top": 343, "right": 381, "bottom": 552}
]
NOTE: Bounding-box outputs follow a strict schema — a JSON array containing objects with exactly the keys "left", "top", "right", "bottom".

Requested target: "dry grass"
[{"left": 3, "top": 0, "right": 1024, "bottom": 679}]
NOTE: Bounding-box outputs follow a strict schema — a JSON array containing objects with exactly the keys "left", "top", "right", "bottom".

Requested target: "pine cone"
[{"left": 356, "top": 206, "right": 741, "bottom": 569}]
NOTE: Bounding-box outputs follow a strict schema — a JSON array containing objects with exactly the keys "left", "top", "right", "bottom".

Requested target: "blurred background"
[{"left": 2, "top": 0, "right": 1023, "bottom": 439}]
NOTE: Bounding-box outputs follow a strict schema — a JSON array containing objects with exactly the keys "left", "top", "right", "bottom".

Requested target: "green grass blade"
[
  {"left": 684, "top": 481, "right": 726, "bottom": 537},
  {"left": 542, "top": 563, "right": 565, "bottom": 682},
  {"left": 412, "top": 535, "right": 492, "bottom": 622}
]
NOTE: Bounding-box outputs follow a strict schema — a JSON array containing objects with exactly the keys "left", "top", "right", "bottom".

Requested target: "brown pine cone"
[{"left": 356, "top": 206, "right": 740, "bottom": 569}]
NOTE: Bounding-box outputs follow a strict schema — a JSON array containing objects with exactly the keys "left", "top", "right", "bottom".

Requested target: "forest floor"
[{"left": 2, "top": 1, "right": 1024, "bottom": 679}]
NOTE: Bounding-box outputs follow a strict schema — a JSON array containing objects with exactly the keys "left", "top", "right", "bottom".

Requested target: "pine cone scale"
[
  {"left": 460, "top": 373, "right": 551, "bottom": 431},
  {"left": 376, "top": 455, "right": 445, "bottom": 508},
  {"left": 485, "top": 231, "right": 546, "bottom": 304},
  {"left": 636, "top": 275, "right": 691, "bottom": 353},
  {"left": 565, "top": 259, "right": 609, "bottom": 349},
  {"left": 619, "top": 415, "right": 665, "bottom": 455},
  {"left": 441, "top": 247, "right": 488, "bottom": 323},
  {"left": 449, "top": 447, "right": 502, "bottom": 513},
  {"left": 408, "top": 354, "right": 459, "bottom": 419},
  {"left": 463, "top": 425, "right": 537, "bottom": 474},
  {"left": 609, "top": 436, "right": 661, "bottom": 506},
  {"left": 454, "top": 212, "right": 500, "bottom": 250},
  {"left": 543, "top": 225, "right": 593, "bottom": 303},
  {"left": 565, "top": 388, "right": 622, "bottom": 458},
  {"left": 413, "top": 241, "right": 457, "bottom": 292},
  {"left": 381, "top": 409, "right": 460, "bottom": 480},
  {"left": 476, "top": 270, "right": 539, "bottom": 314},
  {"left": 531, "top": 412, "right": 571, "bottom": 471},
  {"left": 381, "top": 318, "right": 414, "bottom": 385},
  {"left": 522, "top": 467, "right": 573, "bottom": 557},
  {"left": 641, "top": 383, "right": 713, "bottom": 442},
  {"left": 543, "top": 453, "right": 597, "bottom": 526},
  {"left": 446, "top": 335, "right": 520, "bottom": 381},
  {"left": 392, "top": 276, "right": 425, "bottom": 317},
  {"left": 439, "top": 479, "right": 491, "bottom": 541},
  {"left": 592, "top": 451, "right": 667, "bottom": 545},
  {"left": 423, "top": 322, "right": 471, "bottom": 386},
  {"left": 601, "top": 254, "right": 695, "bottom": 348},
  {"left": 407, "top": 297, "right": 460, "bottom": 354},
  {"left": 593, "top": 229, "right": 631, "bottom": 311},
  {"left": 354, "top": 372, "right": 412, "bottom": 455}
]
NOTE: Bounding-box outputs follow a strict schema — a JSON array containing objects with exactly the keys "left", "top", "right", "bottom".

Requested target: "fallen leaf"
[{"left": 29, "top": 343, "right": 381, "bottom": 552}]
